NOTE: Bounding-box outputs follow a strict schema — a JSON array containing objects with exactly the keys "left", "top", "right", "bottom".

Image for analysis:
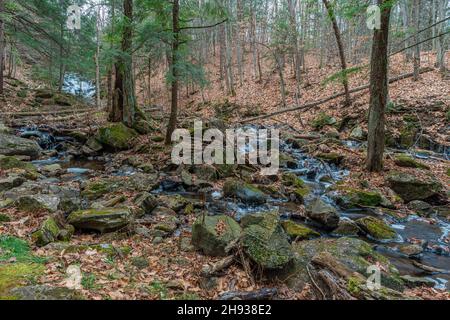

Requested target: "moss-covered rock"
[
  {"left": 331, "top": 219, "right": 361, "bottom": 237},
  {"left": 281, "top": 220, "right": 319, "bottom": 240},
  {"left": 306, "top": 198, "right": 340, "bottom": 230},
  {"left": 311, "top": 112, "right": 337, "bottom": 130},
  {"left": 81, "top": 179, "right": 120, "bottom": 200},
  {"left": 223, "top": 179, "right": 266, "bottom": 205},
  {"left": 0, "top": 155, "right": 39, "bottom": 180},
  {"left": 279, "top": 153, "right": 298, "bottom": 168},
  {"left": 96, "top": 123, "right": 138, "bottom": 150},
  {"left": 133, "top": 192, "right": 159, "bottom": 215},
  {"left": 241, "top": 212, "right": 294, "bottom": 270},
  {"left": 191, "top": 215, "right": 242, "bottom": 257},
  {"left": 355, "top": 216, "right": 396, "bottom": 240},
  {"left": 31, "top": 217, "right": 61, "bottom": 247},
  {"left": 285, "top": 237, "right": 403, "bottom": 292},
  {"left": 386, "top": 172, "right": 443, "bottom": 202},
  {"left": 67, "top": 207, "right": 131, "bottom": 233},
  {"left": 282, "top": 173, "right": 310, "bottom": 202},
  {"left": 0, "top": 213, "right": 11, "bottom": 223},
  {"left": 337, "top": 188, "right": 392, "bottom": 209},
  {"left": 0, "top": 175, "right": 26, "bottom": 192},
  {"left": 394, "top": 154, "right": 429, "bottom": 169},
  {"left": 398, "top": 122, "right": 419, "bottom": 149}
]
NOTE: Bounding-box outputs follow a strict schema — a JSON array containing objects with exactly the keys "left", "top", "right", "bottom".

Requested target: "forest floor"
[{"left": 0, "top": 51, "right": 449, "bottom": 300}]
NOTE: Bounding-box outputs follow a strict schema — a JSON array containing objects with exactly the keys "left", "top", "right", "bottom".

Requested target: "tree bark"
[
  {"left": 110, "top": 0, "right": 136, "bottom": 127},
  {"left": 0, "top": 0, "right": 5, "bottom": 95},
  {"left": 413, "top": 0, "right": 421, "bottom": 80},
  {"left": 366, "top": 0, "right": 392, "bottom": 172},
  {"left": 165, "top": 0, "right": 180, "bottom": 145},
  {"left": 322, "top": 0, "right": 351, "bottom": 105}
]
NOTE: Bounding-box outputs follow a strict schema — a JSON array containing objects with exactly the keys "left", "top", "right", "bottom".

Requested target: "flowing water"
[{"left": 18, "top": 124, "right": 450, "bottom": 290}]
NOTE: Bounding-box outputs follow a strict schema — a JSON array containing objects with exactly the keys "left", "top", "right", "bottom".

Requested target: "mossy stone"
[
  {"left": 68, "top": 207, "right": 131, "bottom": 233},
  {"left": 96, "top": 123, "right": 138, "bottom": 150},
  {"left": 223, "top": 179, "right": 266, "bottom": 205},
  {"left": 191, "top": 215, "right": 241, "bottom": 257},
  {"left": 387, "top": 171, "right": 443, "bottom": 202},
  {"left": 355, "top": 216, "right": 396, "bottom": 240},
  {"left": 281, "top": 220, "right": 319, "bottom": 240},
  {"left": 394, "top": 154, "right": 429, "bottom": 169},
  {"left": 31, "top": 217, "right": 61, "bottom": 247}
]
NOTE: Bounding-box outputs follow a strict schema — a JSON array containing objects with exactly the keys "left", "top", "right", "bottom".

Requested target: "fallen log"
[
  {"left": 201, "top": 255, "right": 235, "bottom": 277},
  {"left": 0, "top": 107, "right": 99, "bottom": 117},
  {"left": 240, "top": 67, "right": 434, "bottom": 123}
]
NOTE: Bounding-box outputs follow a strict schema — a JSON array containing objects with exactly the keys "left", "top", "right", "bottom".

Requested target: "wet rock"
[
  {"left": 241, "top": 212, "right": 294, "bottom": 270},
  {"left": 223, "top": 179, "right": 266, "bottom": 205},
  {"left": 386, "top": 172, "right": 443, "bottom": 202},
  {"left": 192, "top": 215, "right": 241, "bottom": 257},
  {"left": 399, "top": 275, "right": 434, "bottom": 288},
  {"left": 96, "top": 122, "right": 138, "bottom": 150},
  {"left": 279, "top": 153, "right": 298, "bottom": 168},
  {"left": 337, "top": 188, "right": 393, "bottom": 209},
  {"left": 394, "top": 154, "right": 429, "bottom": 169},
  {"left": 331, "top": 218, "right": 361, "bottom": 237},
  {"left": 355, "top": 216, "right": 396, "bottom": 240},
  {"left": 407, "top": 200, "right": 432, "bottom": 216},
  {"left": 40, "top": 164, "right": 63, "bottom": 176},
  {"left": 316, "top": 152, "right": 344, "bottom": 165},
  {"left": 14, "top": 194, "right": 60, "bottom": 213},
  {"left": 281, "top": 173, "right": 310, "bottom": 203},
  {"left": 398, "top": 244, "right": 423, "bottom": 256},
  {"left": 306, "top": 198, "right": 340, "bottom": 230},
  {"left": 0, "top": 175, "right": 26, "bottom": 192},
  {"left": 349, "top": 126, "right": 367, "bottom": 141},
  {"left": 281, "top": 220, "right": 319, "bottom": 240},
  {"left": 67, "top": 207, "right": 131, "bottom": 233},
  {"left": 0, "top": 134, "right": 42, "bottom": 159}
]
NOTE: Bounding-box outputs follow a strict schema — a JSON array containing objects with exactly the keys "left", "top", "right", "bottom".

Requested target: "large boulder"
[
  {"left": 192, "top": 215, "right": 241, "bottom": 257},
  {"left": 337, "top": 188, "right": 393, "bottom": 209},
  {"left": 223, "top": 179, "right": 266, "bottom": 205},
  {"left": 67, "top": 207, "right": 131, "bottom": 233},
  {"left": 0, "top": 134, "right": 42, "bottom": 159},
  {"left": 386, "top": 172, "right": 443, "bottom": 202},
  {"left": 285, "top": 237, "right": 404, "bottom": 292},
  {"left": 241, "top": 212, "right": 294, "bottom": 270},
  {"left": 355, "top": 216, "right": 396, "bottom": 241},
  {"left": 14, "top": 194, "right": 60, "bottom": 213},
  {"left": 306, "top": 198, "right": 340, "bottom": 230},
  {"left": 95, "top": 123, "right": 138, "bottom": 150}
]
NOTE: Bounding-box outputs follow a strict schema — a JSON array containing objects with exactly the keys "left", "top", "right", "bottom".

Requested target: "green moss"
[
  {"left": 0, "top": 156, "right": 38, "bottom": 179},
  {"left": 81, "top": 273, "right": 97, "bottom": 290},
  {"left": 356, "top": 216, "right": 396, "bottom": 240},
  {"left": 96, "top": 123, "right": 138, "bottom": 150},
  {"left": 311, "top": 112, "right": 337, "bottom": 130},
  {"left": 341, "top": 188, "right": 384, "bottom": 208},
  {"left": 394, "top": 154, "right": 429, "bottom": 169},
  {"left": 81, "top": 180, "right": 119, "bottom": 200},
  {"left": 0, "top": 214, "right": 11, "bottom": 223},
  {"left": 347, "top": 276, "right": 362, "bottom": 295},
  {"left": 399, "top": 124, "right": 418, "bottom": 148},
  {"left": 0, "top": 236, "right": 45, "bottom": 264},
  {"left": 0, "top": 263, "right": 45, "bottom": 299},
  {"left": 447, "top": 168, "right": 450, "bottom": 177},
  {"left": 281, "top": 220, "right": 319, "bottom": 240},
  {"left": 31, "top": 218, "right": 61, "bottom": 247}
]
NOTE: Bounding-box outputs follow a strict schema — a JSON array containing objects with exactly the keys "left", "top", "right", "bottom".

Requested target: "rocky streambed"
[{"left": 0, "top": 122, "right": 449, "bottom": 299}]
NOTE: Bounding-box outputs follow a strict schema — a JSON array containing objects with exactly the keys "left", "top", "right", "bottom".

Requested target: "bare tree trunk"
[
  {"left": 366, "top": 0, "right": 392, "bottom": 172},
  {"left": 413, "top": 0, "right": 421, "bottom": 81},
  {"left": 165, "top": 0, "right": 180, "bottom": 145},
  {"left": 95, "top": 6, "right": 101, "bottom": 109},
  {"left": 288, "top": 0, "right": 301, "bottom": 98},
  {"left": 236, "top": 0, "right": 244, "bottom": 86},
  {"left": 322, "top": 0, "right": 351, "bottom": 105},
  {"left": 0, "top": 0, "right": 4, "bottom": 95},
  {"left": 436, "top": 0, "right": 447, "bottom": 72}
]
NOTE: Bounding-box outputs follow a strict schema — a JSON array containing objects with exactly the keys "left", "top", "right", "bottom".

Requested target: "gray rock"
[
  {"left": 14, "top": 194, "right": 60, "bottom": 212},
  {"left": 0, "top": 175, "right": 26, "bottom": 192},
  {"left": 67, "top": 207, "right": 131, "bottom": 233},
  {"left": 0, "top": 133, "right": 42, "bottom": 159},
  {"left": 10, "top": 285, "right": 84, "bottom": 300},
  {"left": 387, "top": 172, "right": 443, "bottom": 202},
  {"left": 306, "top": 198, "right": 340, "bottom": 230},
  {"left": 223, "top": 179, "right": 266, "bottom": 205}
]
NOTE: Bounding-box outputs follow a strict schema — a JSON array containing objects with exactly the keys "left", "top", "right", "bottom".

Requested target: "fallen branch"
[
  {"left": 240, "top": 67, "right": 434, "bottom": 123},
  {"left": 0, "top": 108, "right": 99, "bottom": 117},
  {"left": 219, "top": 288, "right": 278, "bottom": 300},
  {"left": 201, "top": 255, "right": 235, "bottom": 277}
]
